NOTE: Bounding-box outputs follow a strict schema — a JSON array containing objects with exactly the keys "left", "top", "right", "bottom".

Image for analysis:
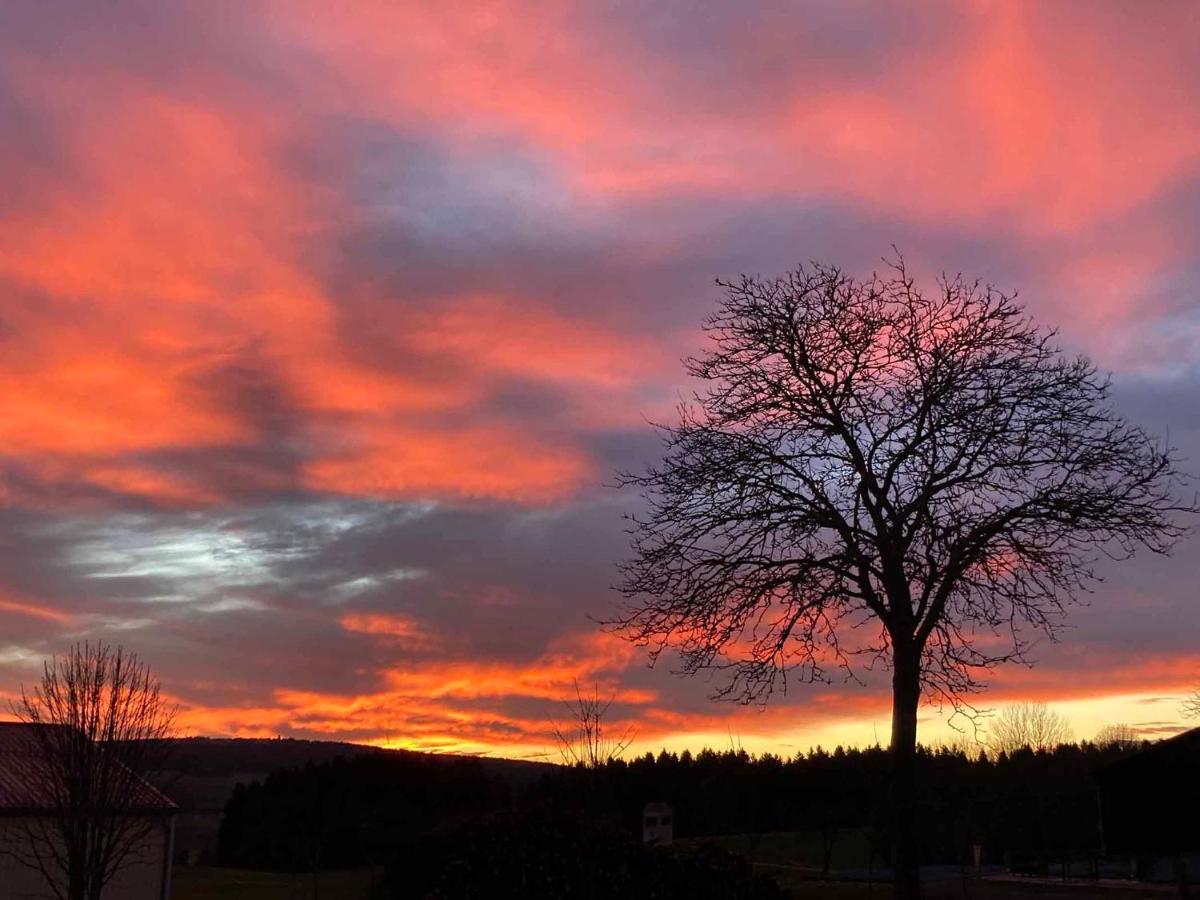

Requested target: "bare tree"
[
  {"left": 551, "top": 680, "right": 635, "bottom": 768},
  {"left": 988, "top": 701, "right": 1073, "bottom": 754},
  {"left": 1183, "top": 688, "right": 1200, "bottom": 720},
  {"left": 611, "top": 259, "right": 1192, "bottom": 899},
  {"left": 1092, "top": 723, "right": 1140, "bottom": 751},
  {"left": 8, "top": 643, "right": 177, "bottom": 900}
]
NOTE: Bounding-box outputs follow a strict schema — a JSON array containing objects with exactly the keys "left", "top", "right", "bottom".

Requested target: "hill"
[{"left": 159, "top": 736, "right": 553, "bottom": 863}]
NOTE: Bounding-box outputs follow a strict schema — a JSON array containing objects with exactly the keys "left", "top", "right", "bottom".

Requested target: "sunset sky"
[{"left": 0, "top": 1, "right": 1198, "bottom": 759}]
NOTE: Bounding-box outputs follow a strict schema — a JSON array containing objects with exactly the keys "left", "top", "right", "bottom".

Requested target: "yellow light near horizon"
[{"left": 359, "top": 689, "right": 1194, "bottom": 763}]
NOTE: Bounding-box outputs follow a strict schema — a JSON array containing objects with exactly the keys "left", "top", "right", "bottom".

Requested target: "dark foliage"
[
  {"left": 1096, "top": 728, "right": 1200, "bottom": 857},
  {"left": 218, "top": 753, "right": 511, "bottom": 871},
  {"left": 159, "top": 737, "right": 393, "bottom": 777},
  {"left": 158, "top": 736, "right": 548, "bottom": 783},
  {"left": 383, "top": 811, "right": 782, "bottom": 900},
  {"left": 219, "top": 739, "right": 1148, "bottom": 882},
  {"left": 541, "top": 743, "right": 1134, "bottom": 873}
]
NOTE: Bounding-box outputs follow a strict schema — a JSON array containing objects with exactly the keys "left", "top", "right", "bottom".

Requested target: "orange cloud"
[
  {"left": 339, "top": 612, "right": 438, "bottom": 651},
  {"left": 373, "top": 630, "right": 651, "bottom": 704},
  {"left": 161, "top": 639, "right": 1200, "bottom": 758},
  {"left": 408, "top": 296, "right": 661, "bottom": 393},
  {"left": 257, "top": 0, "right": 1200, "bottom": 355},
  {"left": 0, "top": 86, "right": 642, "bottom": 505},
  {"left": 587, "top": 4, "right": 1200, "bottom": 238},
  {"left": 165, "top": 631, "right": 656, "bottom": 755},
  {"left": 982, "top": 650, "right": 1200, "bottom": 706},
  {"left": 305, "top": 422, "right": 588, "bottom": 503},
  {"left": 3, "top": 2, "right": 1194, "bottom": 509},
  {"left": 0, "top": 596, "right": 72, "bottom": 625}
]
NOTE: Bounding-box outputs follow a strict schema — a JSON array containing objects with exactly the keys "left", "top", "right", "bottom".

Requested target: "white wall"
[{"left": 0, "top": 818, "right": 168, "bottom": 900}]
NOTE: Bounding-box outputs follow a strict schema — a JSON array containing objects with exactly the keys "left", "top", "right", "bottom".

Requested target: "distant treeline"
[{"left": 219, "top": 740, "right": 1143, "bottom": 883}]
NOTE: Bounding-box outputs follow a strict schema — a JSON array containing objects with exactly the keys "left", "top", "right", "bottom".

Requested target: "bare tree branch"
[
  {"left": 987, "top": 701, "right": 1073, "bottom": 754},
  {"left": 612, "top": 260, "right": 1192, "bottom": 701},
  {"left": 607, "top": 257, "right": 1195, "bottom": 898},
  {"left": 8, "top": 643, "right": 177, "bottom": 900},
  {"left": 1183, "top": 686, "right": 1200, "bottom": 721},
  {"left": 1093, "top": 723, "right": 1141, "bottom": 751},
  {"left": 550, "top": 680, "right": 636, "bottom": 769}
]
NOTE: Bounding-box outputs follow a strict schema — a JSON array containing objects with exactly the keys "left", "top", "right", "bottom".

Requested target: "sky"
[{"left": 0, "top": 0, "right": 1198, "bottom": 759}]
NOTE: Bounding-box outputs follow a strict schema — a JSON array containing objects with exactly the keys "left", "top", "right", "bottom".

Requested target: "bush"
[{"left": 382, "top": 810, "right": 782, "bottom": 899}]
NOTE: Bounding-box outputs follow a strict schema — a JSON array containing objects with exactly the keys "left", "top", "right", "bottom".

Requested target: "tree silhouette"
[
  {"left": 1183, "top": 687, "right": 1200, "bottom": 720},
  {"left": 551, "top": 680, "right": 635, "bottom": 769},
  {"left": 8, "top": 643, "right": 176, "bottom": 900},
  {"left": 612, "top": 258, "right": 1192, "bottom": 899},
  {"left": 1092, "top": 723, "right": 1140, "bottom": 752},
  {"left": 989, "top": 702, "right": 1073, "bottom": 754}
]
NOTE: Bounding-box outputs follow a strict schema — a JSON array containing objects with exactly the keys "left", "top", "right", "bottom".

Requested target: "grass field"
[
  {"left": 775, "top": 878, "right": 1174, "bottom": 899},
  {"left": 172, "top": 866, "right": 378, "bottom": 900},
  {"left": 684, "top": 832, "right": 1175, "bottom": 899},
  {"left": 686, "top": 828, "right": 875, "bottom": 872},
  {"left": 172, "top": 858, "right": 1174, "bottom": 900}
]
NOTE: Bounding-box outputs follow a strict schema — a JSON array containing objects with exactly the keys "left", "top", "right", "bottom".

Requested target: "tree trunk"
[
  {"left": 891, "top": 645, "right": 921, "bottom": 900},
  {"left": 68, "top": 857, "right": 88, "bottom": 900},
  {"left": 1174, "top": 853, "right": 1190, "bottom": 899}
]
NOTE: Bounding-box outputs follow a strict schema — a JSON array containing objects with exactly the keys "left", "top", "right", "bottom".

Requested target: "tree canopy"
[
  {"left": 612, "top": 257, "right": 1193, "bottom": 898},
  {"left": 614, "top": 260, "right": 1191, "bottom": 706}
]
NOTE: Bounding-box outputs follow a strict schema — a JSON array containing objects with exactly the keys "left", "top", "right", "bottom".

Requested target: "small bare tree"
[
  {"left": 1093, "top": 723, "right": 1140, "bottom": 751},
  {"left": 1183, "top": 688, "right": 1200, "bottom": 720},
  {"left": 8, "top": 643, "right": 177, "bottom": 900},
  {"left": 988, "top": 701, "right": 1073, "bottom": 754},
  {"left": 551, "top": 680, "right": 635, "bottom": 768},
  {"left": 612, "top": 258, "right": 1193, "bottom": 898}
]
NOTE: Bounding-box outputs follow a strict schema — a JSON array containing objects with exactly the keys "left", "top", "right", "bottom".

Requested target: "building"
[
  {"left": 1095, "top": 726, "right": 1200, "bottom": 888},
  {"left": 0, "top": 723, "right": 177, "bottom": 900},
  {"left": 642, "top": 801, "right": 674, "bottom": 846}
]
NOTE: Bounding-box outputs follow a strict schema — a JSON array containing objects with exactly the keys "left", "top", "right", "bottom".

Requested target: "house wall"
[
  {"left": 0, "top": 817, "right": 168, "bottom": 900},
  {"left": 641, "top": 805, "right": 674, "bottom": 846}
]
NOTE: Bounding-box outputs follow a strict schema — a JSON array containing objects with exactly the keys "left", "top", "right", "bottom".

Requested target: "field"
[
  {"left": 686, "top": 833, "right": 1176, "bottom": 899},
  {"left": 172, "top": 866, "right": 378, "bottom": 900},
  {"left": 687, "top": 828, "right": 874, "bottom": 871},
  {"left": 776, "top": 878, "right": 1175, "bottom": 898},
  {"left": 172, "top": 858, "right": 1176, "bottom": 900}
]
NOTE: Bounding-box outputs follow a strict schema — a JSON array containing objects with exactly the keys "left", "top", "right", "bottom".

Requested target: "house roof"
[
  {"left": 1095, "top": 726, "right": 1200, "bottom": 853},
  {"left": 0, "top": 722, "right": 176, "bottom": 814},
  {"left": 1093, "top": 725, "right": 1200, "bottom": 784}
]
